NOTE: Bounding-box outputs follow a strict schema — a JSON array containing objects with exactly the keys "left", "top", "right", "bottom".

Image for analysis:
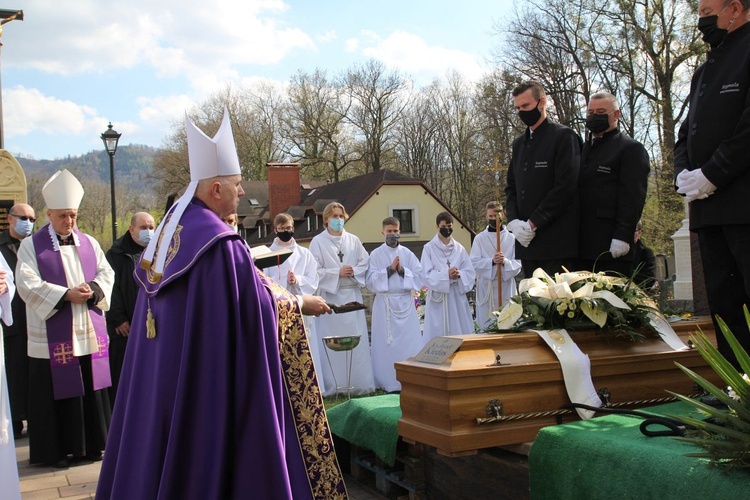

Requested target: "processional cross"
[{"left": 0, "top": 9, "right": 23, "bottom": 149}]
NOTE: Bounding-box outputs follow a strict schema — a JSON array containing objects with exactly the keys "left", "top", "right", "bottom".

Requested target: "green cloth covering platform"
[
  {"left": 529, "top": 401, "right": 750, "bottom": 499},
  {"left": 327, "top": 394, "right": 402, "bottom": 467}
]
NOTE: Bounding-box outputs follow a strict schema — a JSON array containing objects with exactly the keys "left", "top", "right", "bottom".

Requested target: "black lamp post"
[{"left": 101, "top": 123, "right": 121, "bottom": 243}]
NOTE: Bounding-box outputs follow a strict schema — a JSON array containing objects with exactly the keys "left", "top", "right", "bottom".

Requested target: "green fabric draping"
[
  {"left": 327, "top": 394, "right": 402, "bottom": 466},
  {"left": 529, "top": 402, "right": 750, "bottom": 499}
]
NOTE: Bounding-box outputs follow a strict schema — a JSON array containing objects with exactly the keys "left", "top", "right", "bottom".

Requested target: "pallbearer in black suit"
[
  {"left": 505, "top": 81, "right": 582, "bottom": 277},
  {"left": 674, "top": 0, "right": 750, "bottom": 366},
  {"left": 578, "top": 92, "right": 650, "bottom": 276}
]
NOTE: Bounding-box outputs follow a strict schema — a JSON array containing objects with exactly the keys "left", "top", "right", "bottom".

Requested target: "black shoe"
[
  {"left": 85, "top": 451, "right": 103, "bottom": 462},
  {"left": 12, "top": 421, "right": 24, "bottom": 439},
  {"left": 46, "top": 458, "right": 70, "bottom": 469}
]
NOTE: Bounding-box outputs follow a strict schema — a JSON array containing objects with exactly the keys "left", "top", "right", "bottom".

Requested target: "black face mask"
[
  {"left": 385, "top": 234, "right": 400, "bottom": 248},
  {"left": 585, "top": 113, "right": 611, "bottom": 134},
  {"left": 488, "top": 220, "right": 497, "bottom": 233},
  {"left": 518, "top": 99, "right": 542, "bottom": 127},
  {"left": 698, "top": 14, "right": 728, "bottom": 48},
  {"left": 277, "top": 230, "right": 294, "bottom": 242},
  {"left": 439, "top": 227, "right": 453, "bottom": 238}
]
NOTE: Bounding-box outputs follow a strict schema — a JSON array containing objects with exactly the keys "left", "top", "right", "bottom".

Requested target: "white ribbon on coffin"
[{"left": 533, "top": 329, "right": 602, "bottom": 420}]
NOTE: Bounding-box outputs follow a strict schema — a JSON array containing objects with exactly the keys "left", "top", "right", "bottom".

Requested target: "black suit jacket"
[
  {"left": 505, "top": 119, "right": 582, "bottom": 260},
  {"left": 579, "top": 129, "right": 650, "bottom": 261},
  {"left": 674, "top": 23, "right": 750, "bottom": 230}
]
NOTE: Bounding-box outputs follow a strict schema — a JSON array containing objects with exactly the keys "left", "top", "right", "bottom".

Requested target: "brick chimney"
[{"left": 267, "top": 162, "right": 302, "bottom": 223}]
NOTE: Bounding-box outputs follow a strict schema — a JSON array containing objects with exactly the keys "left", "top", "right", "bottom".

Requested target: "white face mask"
[
  {"left": 138, "top": 229, "right": 154, "bottom": 245},
  {"left": 14, "top": 218, "right": 34, "bottom": 237},
  {"left": 227, "top": 223, "right": 239, "bottom": 233}
]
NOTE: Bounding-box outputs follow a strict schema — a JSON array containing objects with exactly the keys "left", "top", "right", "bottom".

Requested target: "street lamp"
[{"left": 101, "top": 122, "right": 121, "bottom": 243}]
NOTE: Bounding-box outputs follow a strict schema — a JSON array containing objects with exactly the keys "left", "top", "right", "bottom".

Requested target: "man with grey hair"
[
  {"left": 674, "top": 0, "right": 750, "bottom": 366},
  {"left": 578, "top": 92, "right": 650, "bottom": 277},
  {"left": 16, "top": 170, "right": 115, "bottom": 468},
  {"left": 98, "top": 111, "right": 346, "bottom": 499}
]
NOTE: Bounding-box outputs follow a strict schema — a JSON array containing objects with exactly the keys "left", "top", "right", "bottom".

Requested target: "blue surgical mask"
[
  {"left": 328, "top": 218, "right": 345, "bottom": 232},
  {"left": 138, "top": 229, "right": 154, "bottom": 245},
  {"left": 14, "top": 218, "right": 34, "bottom": 237}
]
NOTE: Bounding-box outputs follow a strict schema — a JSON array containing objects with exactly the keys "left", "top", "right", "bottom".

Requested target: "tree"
[
  {"left": 280, "top": 69, "right": 360, "bottom": 183},
  {"left": 340, "top": 60, "right": 408, "bottom": 173},
  {"left": 395, "top": 82, "right": 443, "bottom": 191}
]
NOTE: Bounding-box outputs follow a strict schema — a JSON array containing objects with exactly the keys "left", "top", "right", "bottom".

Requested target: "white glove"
[
  {"left": 506, "top": 219, "right": 525, "bottom": 235},
  {"left": 676, "top": 169, "right": 717, "bottom": 203},
  {"left": 609, "top": 239, "right": 630, "bottom": 258},
  {"left": 514, "top": 223, "right": 536, "bottom": 248},
  {"left": 675, "top": 169, "right": 692, "bottom": 190}
]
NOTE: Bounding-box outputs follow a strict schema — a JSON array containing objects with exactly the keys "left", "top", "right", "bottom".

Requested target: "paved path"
[{"left": 13, "top": 436, "right": 385, "bottom": 499}]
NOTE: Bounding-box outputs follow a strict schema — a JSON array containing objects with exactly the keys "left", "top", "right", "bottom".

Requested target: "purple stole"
[
  {"left": 257, "top": 269, "right": 348, "bottom": 499},
  {"left": 33, "top": 227, "right": 111, "bottom": 400}
]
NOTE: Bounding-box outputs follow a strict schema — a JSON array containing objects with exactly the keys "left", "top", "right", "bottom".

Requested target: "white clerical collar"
[{"left": 47, "top": 224, "right": 80, "bottom": 252}]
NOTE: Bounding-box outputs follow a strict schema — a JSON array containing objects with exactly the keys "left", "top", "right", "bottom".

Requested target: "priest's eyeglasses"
[{"left": 10, "top": 214, "right": 36, "bottom": 222}]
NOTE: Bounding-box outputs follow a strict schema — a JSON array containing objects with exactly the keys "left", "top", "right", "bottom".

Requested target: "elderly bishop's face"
[{"left": 48, "top": 209, "right": 78, "bottom": 236}]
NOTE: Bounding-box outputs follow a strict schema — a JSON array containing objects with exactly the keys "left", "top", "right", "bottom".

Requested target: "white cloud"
[
  {"left": 4, "top": 86, "right": 103, "bottom": 136},
  {"left": 3, "top": 85, "right": 143, "bottom": 157},
  {"left": 3, "top": 0, "right": 315, "bottom": 88},
  {"left": 344, "top": 38, "right": 359, "bottom": 53},
  {"left": 316, "top": 30, "right": 337, "bottom": 43},
  {"left": 352, "top": 30, "right": 486, "bottom": 83}
]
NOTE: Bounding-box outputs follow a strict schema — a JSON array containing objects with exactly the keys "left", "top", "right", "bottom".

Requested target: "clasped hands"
[
  {"left": 676, "top": 169, "right": 716, "bottom": 203},
  {"left": 390, "top": 256, "right": 404, "bottom": 275},
  {"left": 66, "top": 282, "right": 94, "bottom": 304},
  {"left": 492, "top": 251, "right": 505, "bottom": 265},
  {"left": 338, "top": 265, "right": 355, "bottom": 277},
  {"left": 507, "top": 219, "right": 536, "bottom": 247}
]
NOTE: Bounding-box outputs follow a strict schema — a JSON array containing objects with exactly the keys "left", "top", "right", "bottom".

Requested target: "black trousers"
[
  {"left": 579, "top": 258, "right": 633, "bottom": 277},
  {"left": 3, "top": 335, "right": 29, "bottom": 425},
  {"left": 28, "top": 355, "right": 111, "bottom": 464},
  {"left": 697, "top": 224, "right": 750, "bottom": 368}
]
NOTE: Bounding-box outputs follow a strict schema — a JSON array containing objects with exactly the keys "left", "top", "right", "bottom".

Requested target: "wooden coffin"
[{"left": 396, "top": 318, "right": 721, "bottom": 456}]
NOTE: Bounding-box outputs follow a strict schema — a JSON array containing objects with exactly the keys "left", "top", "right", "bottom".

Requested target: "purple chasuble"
[
  {"left": 32, "top": 226, "right": 110, "bottom": 400},
  {"left": 97, "top": 199, "right": 346, "bottom": 500}
]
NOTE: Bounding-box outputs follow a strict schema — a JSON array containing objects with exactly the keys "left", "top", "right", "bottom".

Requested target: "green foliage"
[{"left": 671, "top": 307, "right": 750, "bottom": 467}]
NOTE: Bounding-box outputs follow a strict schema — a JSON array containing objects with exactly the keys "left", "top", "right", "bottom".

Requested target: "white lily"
[{"left": 493, "top": 302, "right": 524, "bottom": 330}]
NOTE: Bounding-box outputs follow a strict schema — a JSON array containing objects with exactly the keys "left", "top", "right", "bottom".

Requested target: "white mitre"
[
  {"left": 42, "top": 169, "right": 85, "bottom": 209},
  {"left": 141, "top": 108, "right": 241, "bottom": 278}
]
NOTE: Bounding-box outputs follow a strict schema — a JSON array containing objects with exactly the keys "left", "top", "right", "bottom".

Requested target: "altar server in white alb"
[
  {"left": 421, "top": 211, "right": 476, "bottom": 339},
  {"left": 0, "top": 252, "right": 20, "bottom": 499},
  {"left": 309, "top": 202, "right": 375, "bottom": 396},
  {"left": 262, "top": 212, "right": 326, "bottom": 395},
  {"left": 17, "top": 169, "right": 115, "bottom": 468},
  {"left": 471, "top": 201, "right": 522, "bottom": 329},
  {"left": 366, "top": 217, "right": 424, "bottom": 392}
]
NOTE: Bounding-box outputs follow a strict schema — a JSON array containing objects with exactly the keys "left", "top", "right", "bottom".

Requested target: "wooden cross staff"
[{"left": 493, "top": 157, "right": 503, "bottom": 309}]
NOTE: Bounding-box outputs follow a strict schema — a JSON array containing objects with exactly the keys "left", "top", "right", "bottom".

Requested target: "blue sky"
[{"left": 0, "top": 0, "right": 516, "bottom": 160}]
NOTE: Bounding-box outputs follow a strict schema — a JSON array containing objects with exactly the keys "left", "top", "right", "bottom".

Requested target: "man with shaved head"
[
  {"left": 0, "top": 202, "right": 36, "bottom": 439},
  {"left": 105, "top": 211, "right": 156, "bottom": 406}
]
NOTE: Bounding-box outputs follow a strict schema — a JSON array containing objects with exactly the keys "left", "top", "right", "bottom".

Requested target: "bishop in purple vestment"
[{"left": 97, "top": 110, "right": 346, "bottom": 499}]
